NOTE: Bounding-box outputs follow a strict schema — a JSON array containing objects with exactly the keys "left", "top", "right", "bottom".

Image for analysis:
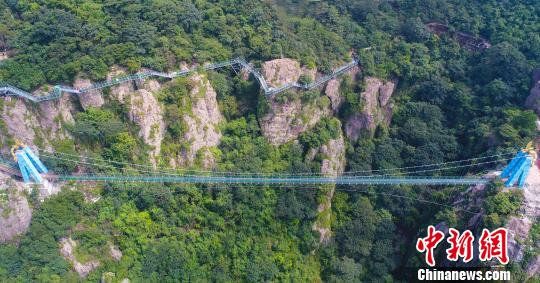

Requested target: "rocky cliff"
[
  {"left": 73, "top": 77, "right": 104, "bottom": 110},
  {"left": 172, "top": 73, "right": 224, "bottom": 168},
  {"left": 306, "top": 125, "right": 347, "bottom": 244},
  {"left": 506, "top": 165, "right": 540, "bottom": 278},
  {"left": 261, "top": 58, "right": 316, "bottom": 87},
  {"left": 0, "top": 173, "right": 31, "bottom": 243},
  {"left": 259, "top": 58, "right": 332, "bottom": 145},
  {"left": 345, "top": 77, "right": 396, "bottom": 142},
  {"left": 1, "top": 89, "right": 75, "bottom": 152}
]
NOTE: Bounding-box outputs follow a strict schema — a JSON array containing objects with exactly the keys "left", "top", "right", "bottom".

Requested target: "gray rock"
[
  {"left": 175, "top": 73, "right": 223, "bottom": 168},
  {"left": 74, "top": 77, "right": 104, "bottom": 110},
  {"left": 0, "top": 174, "right": 31, "bottom": 243},
  {"left": 128, "top": 89, "right": 165, "bottom": 167},
  {"left": 345, "top": 77, "right": 396, "bottom": 142},
  {"left": 60, "top": 237, "right": 101, "bottom": 278}
]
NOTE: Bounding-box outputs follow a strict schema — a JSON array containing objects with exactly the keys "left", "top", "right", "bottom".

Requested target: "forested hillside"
[{"left": 0, "top": 0, "right": 539, "bottom": 281}]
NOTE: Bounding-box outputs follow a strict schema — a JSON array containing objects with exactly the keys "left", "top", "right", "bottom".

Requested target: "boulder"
[{"left": 74, "top": 78, "right": 104, "bottom": 110}]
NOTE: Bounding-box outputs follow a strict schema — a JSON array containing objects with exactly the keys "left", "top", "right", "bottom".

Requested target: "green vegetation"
[{"left": 0, "top": 0, "right": 539, "bottom": 281}]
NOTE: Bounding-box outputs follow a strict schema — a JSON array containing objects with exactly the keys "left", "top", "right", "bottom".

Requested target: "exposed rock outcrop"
[
  {"left": 174, "top": 73, "right": 223, "bottom": 168},
  {"left": 261, "top": 58, "right": 315, "bottom": 87},
  {"left": 525, "top": 68, "right": 540, "bottom": 116},
  {"left": 128, "top": 89, "right": 165, "bottom": 166},
  {"left": 108, "top": 66, "right": 135, "bottom": 102},
  {"left": 325, "top": 79, "right": 342, "bottom": 112},
  {"left": 260, "top": 97, "right": 331, "bottom": 146},
  {"left": 345, "top": 77, "right": 396, "bottom": 142},
  {"left": 259, "top": 58, "right": 334, "bottom": 145},
  {"left": 306, "top": 132, "right": 346, "bottom": 178},
  {"left": 74, "top": 77, "right": 104, "bottom": 110},
  {"left": 60, "top": 237, "right": 101, "bottom": 278},
  {"left": 1, "top": 98, "right": 39, "bottom": 147},
  {"left": 309, "top": 129, "right": 346, "bottom": 244},
  {"left": 1, "top": 93, "right": 74, "bottom": 154},
  {"left": 109, "top": 244, "right": 122, "bottom": 261},
  {"left": 37, "top": 93, "right": 75, "bottom": 140},
  {"left": 506, "top": 165, "right": 540, "bottom": 278},
  {"left": 0, "top": 173, "right": 31, "bottom": 243}
]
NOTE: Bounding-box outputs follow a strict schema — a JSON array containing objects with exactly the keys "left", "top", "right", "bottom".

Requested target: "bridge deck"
[{"left": 55, "top": 175, "right": 489, "bottom": 185}]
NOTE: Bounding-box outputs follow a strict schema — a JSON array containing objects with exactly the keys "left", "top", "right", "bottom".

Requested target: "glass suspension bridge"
[{"left": 0, "top": 143, "right": 534, "bottom": 188}]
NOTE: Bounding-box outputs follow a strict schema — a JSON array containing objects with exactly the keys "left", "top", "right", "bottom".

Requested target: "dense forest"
[{"left": 0, "top": 0, "right": 539, "bottom": 281}]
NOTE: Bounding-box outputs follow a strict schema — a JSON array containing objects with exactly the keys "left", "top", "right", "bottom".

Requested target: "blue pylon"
[
  {"left": 11, "top": 142, "right": 48, "bottom": 184},
  {"left": 501, "top": 144, "right": 536, "bottom": 188}
]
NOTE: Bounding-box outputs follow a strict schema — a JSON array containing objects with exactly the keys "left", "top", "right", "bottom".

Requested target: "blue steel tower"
[
  {"left": 501, "top": 142, "right": 537, "bottom": 188},
  {"left": 11, "top": 141, "right": 48, "bottom": 184}
]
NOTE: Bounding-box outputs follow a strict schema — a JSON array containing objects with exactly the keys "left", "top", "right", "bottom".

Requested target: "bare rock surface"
[
  {"left": 74, "top": 77, "right": 104, "bottom": 110},
  {"left": 38, "top": 90, "right": 75, "bottom": 141},
  {"left": 60, "top": 237, "right": 100, "bottom": 278},
  {"left": 310, "top": 129, "right": 346, "bottom": 244},
  {"left": 177, "top": 73, "right": 223, "bottom": 167},
  {"left": 108, "top": 66, "right": 134, "bottom": 102},
  {"left": 1, "top": 97, "right": 39, "bottom": 146},
  {"left": 345, "top": 77, "right": 396, "bottom": 141},
  {"left": 318, "top": 133, "right": 346, "bottom": 178},
  {"left": 261, "top": 58, "right": 303, "bottom": 87},
  {"left": 128, "top": 89, "right": 165, "bottom": 166},
  {"left": 0, "top": 173, "right": 31, "bottom": 243},
  {"left": 506, "top": 165, "right": 540, "bottom": 277},
  {"left": 325, "top": 79, "right": 342, "bottom": 112},
  {"left": 261, "top": 98, "right": 331, "bottom": 146},
  {"left": 526, "top": 68, "right": 540, "bottom": 116},
  {"left": 109, "top": 244, "right": 123, "bottom": 261}
]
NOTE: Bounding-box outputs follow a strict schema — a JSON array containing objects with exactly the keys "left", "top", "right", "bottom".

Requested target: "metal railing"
[{"left": 0, "top": 57, "right": 359, "bottom": 102}]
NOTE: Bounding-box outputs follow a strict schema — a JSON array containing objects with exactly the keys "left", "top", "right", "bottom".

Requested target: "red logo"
[
  {"left": 479, "top": 228, "right": 509, "bottom": 264},
  {"left": 416, "top": 225, "right": 445, "bottom": 267},
  {"left": 417, "top": 226, "right": 509, "bottom": 266},
  {"left": 446, "top": 228, "right": 474, "bottom": 262}
]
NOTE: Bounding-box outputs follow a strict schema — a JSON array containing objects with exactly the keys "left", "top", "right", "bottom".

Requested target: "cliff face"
[
  {"left": 260, "top": 97, "right": 332, "bottom": 146},
  {"left": 1, "top": 91, "right": 75, "bottom": 152},
  {"left": 259, "top": 58, "right": 332, "bottom": 146},
  {"left": 310, "top": 130, "right": 346, "bottom": 244},
  {"left": 128, "top": 89, "right": 165, "bottom": 167},
  {"left": 0, "top": 173, "right": 31, "bottom": 243},
  {"left": 261, "top": 58, "right": 316, "bottom": 87},
  {"left": 173, "top": 73, "right": 223, "bottom": 168},
  {"left": 506, "top": 165, "right": 540, "bottom": 278},
  {"left": 345, "top": 77, "right": 396, "bottom": 141},
  {"left": 73, "top": 77, "right": 104, "bottom": 110}
]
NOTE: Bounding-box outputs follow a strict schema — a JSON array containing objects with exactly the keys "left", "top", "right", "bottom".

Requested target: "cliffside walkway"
[{"left": 0, "top": 57, "right": 359, "bottom": 102}]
